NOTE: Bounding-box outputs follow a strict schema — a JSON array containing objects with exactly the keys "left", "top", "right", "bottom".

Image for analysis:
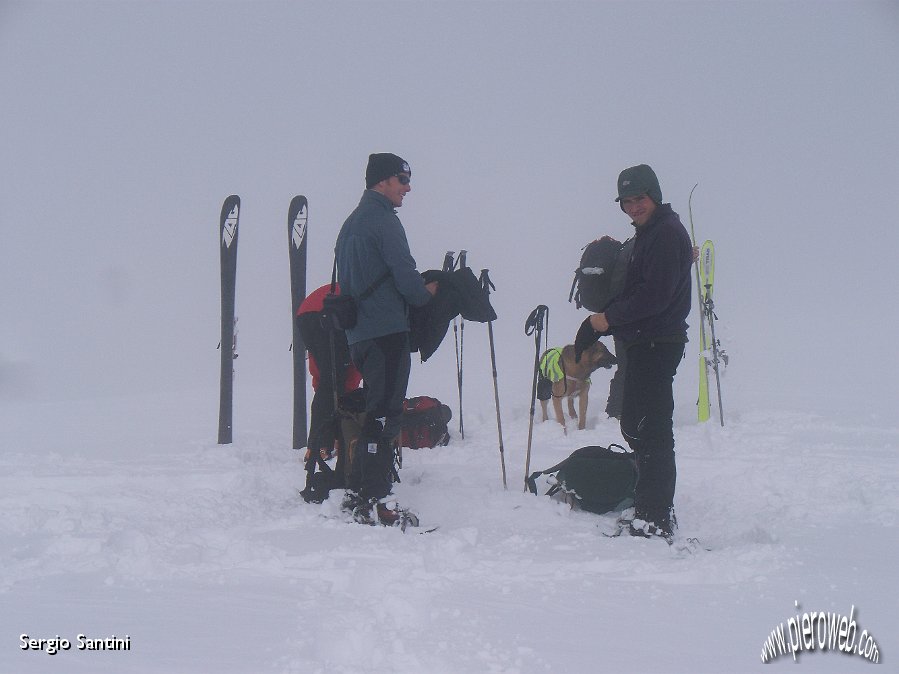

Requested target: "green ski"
[
  {"left": 699, "top": 239, "right": 726, "bottom": 426},
  {"left": 697, "top": 354, "right": 711, "bottom": 422},
  {"left": 688, "top": 186, "right": 711, "bottom": 422}
]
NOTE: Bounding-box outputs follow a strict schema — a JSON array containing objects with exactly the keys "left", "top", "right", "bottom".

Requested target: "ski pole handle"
[
  {"left": 525, "top": 305, "right": 549, "bottom": 337},
  {"left": 442, "top": 251, "right": 455, "bottom": 272},
  {"left": 478, "top": 269, "right": 496, "bottom": 294}
]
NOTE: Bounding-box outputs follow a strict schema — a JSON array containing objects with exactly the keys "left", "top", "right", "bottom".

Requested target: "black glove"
[{"left": 574, "top": 316, "right": 610, "bottom": 363}]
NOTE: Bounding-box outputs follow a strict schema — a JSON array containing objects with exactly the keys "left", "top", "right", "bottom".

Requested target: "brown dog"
[{"left": 538, "top": 341, "right": 617, "bottom": 431}]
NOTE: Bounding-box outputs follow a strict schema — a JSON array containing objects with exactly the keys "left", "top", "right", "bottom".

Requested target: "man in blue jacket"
[
  {"left": 588, "top": 164, "right": 692, "bottom": 540},
  {"left": 336, "top": 152, "right": 437, "bottom": 526}
]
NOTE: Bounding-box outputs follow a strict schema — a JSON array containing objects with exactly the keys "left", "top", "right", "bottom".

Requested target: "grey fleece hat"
[{"left": 615, "top": 164, "right": 663, "bottom": 204}]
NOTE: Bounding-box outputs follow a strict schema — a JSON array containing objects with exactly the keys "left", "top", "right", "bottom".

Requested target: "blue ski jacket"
[
  {"left": 336, "top": 190, "right": 432, "bottom": 345},
  {"left": 604, "top": 203, "right": 692, "bottom": 345}
]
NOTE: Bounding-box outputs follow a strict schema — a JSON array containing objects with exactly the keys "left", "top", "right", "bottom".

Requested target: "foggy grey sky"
[{"left": 2, "top": 0, "right": 898, "bottom": 421}]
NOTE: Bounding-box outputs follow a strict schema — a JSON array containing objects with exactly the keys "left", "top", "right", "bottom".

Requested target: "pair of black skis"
[{"left": 217, "top": 195, "right": 309, "bottom": 448}]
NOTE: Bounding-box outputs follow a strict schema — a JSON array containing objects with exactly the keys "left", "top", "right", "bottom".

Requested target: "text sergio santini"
[{"left": 21, "top": 633, "right": 131, "bottom": 655}]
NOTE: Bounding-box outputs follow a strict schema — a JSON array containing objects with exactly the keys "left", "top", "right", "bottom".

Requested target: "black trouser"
[
  {"left": 348, "top": 331, "right": 411, "bottom": 501},
  {"left": 619, "top": 340, "right": 684, "bottom": 528},
  {"left": 297, "top": 313, "right": 350, "bottom": 453},
  {"left": 605, "top": 335, "right": 628, "bottom": 418}
]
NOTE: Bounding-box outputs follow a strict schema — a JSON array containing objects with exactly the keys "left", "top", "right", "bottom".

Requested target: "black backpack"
[
  {"left": 527, "top": 444, "right": 636, "bottom": 515},
  {"left": 302, "top": 391, "right": 451, "bottom": 502},
  {"left": 569, "top": 236, "right": 634, "bottom": 312},
  {"left": 299, "top": 389, "right": 366, "bottom": 504}
]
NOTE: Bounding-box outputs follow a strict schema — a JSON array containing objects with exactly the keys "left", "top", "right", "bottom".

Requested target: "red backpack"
[{"left": 399, "top": 396, "right": 452, "bottom": 449}]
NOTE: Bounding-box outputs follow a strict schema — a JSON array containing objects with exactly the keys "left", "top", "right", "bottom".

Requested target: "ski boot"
[
  {"left": 377, "top": 499, "right": 420, "bottom": 531},
  {"left": 602, "top": 507, "right": 636, "bottom": 538},
  {"left": 627, "top": 518, "right": 674, "bottom": 545},
  {"left": 352, "top": 498, "right": 420, "bottom": 531},
  {"left": 627, "top": 509, "right": 677, "bottom": 544},
  {"left": 341, "top": 490, "right": 363, "bottom": 514}
]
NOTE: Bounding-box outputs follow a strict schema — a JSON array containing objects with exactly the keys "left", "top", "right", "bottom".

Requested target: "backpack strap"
[
  {"left": 568, "top": 270, "right": 582, "bottom": 307},
  {"left": 330, "top": 254, "right": 392, "bottom": 300},
  {"left": 526, "top": 455, "right": 569, "bottom": 494},
  {"left": 359, "top": 269, "right": 391, "bottom": 300},
  {"left": 525, "top": 471, "right": 545, "bottom": 495},
  {"left": 330, "top": 255, "right": 338, "bottom": 293},
  {"left": 526, "top": 468, "right": 565, "bottom": 498}
]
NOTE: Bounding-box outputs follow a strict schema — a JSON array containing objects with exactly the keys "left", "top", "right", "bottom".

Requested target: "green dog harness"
[
  {"left": 540, "top": 348, "right": 564, "bottom": 383},
  {"left": 540, "top": 348, "right": 591, "bottom": 385}
]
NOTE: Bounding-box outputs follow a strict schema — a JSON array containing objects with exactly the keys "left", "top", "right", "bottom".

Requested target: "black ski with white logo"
[
  {"left": 218, "top": 195, "right": 240, "bottom": 444},
  {"left": 288, "top": 195, "right": 309, "bottom": 450}
]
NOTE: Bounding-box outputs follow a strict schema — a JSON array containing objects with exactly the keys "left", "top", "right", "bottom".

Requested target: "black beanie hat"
[
  {"left": 365, "top": 153, "right": 411, "bottom": 189},
  {"left": 615, "top": 164, "right": 663, "bottom": 205}
]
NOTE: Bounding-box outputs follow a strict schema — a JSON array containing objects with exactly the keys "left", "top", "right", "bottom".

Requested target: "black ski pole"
[
  {"left": 479, "top": 269, "right": 507, "bottom": 489},
  {"left": 704, "top": 289, "right": 726, "bottom": 427},
  {"left": 453, "top": 250, "right": 468, "bottom": 439},
  {"left": 321, "top": 257, "right": 345, "bottom": 480},
  {"left": 523, "top": 304, "right": 549, "bottom": 491}
]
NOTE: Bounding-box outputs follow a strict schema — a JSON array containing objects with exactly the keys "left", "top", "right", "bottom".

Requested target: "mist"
[{"left": 2, "top": 0, "right": 897, "bottom": 427}]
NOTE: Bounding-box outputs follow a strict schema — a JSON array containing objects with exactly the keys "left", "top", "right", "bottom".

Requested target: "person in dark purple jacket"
[{"left": 588, "top": 164, "right": 692, "bottom": 540}]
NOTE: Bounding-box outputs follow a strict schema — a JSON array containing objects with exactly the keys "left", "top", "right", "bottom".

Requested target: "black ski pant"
[
  {"left": 605, "top": 335, "right": 628, "bottom": 419},
  {"left": 619, "top": 340, "right": 684, "bottom": 530},
  {"left": 348, "top": 331, "right": 411, "bottom": 501},
  {"left": 297, "top": 313, "right": 350, "bottom": 454}
]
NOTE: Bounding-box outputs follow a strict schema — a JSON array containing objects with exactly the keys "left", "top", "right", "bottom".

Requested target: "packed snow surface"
[{"left": 2, "top": 384, "right": 895, "bottom": 673}]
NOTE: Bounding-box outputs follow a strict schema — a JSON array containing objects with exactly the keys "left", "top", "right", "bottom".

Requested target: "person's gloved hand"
[
  {"left": 575, "top": 314, "right": 613, "bottom": 362},
  {"left": 574, "top": 317, "right": 600, "bottom": 363}
]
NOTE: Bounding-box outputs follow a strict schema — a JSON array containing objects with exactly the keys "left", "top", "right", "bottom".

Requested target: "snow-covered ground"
[{"left": 2, "top": 376, "right": 895, "bottom": 673}]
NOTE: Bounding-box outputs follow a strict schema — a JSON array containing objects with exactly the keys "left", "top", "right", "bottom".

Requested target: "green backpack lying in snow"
[{"left": 526, "top": 444, "right": 636, "bottom": 515}]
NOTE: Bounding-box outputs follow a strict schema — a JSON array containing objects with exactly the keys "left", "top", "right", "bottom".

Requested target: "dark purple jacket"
[{"left": 604, "top": 203, "right": 692, "bottom": 344}]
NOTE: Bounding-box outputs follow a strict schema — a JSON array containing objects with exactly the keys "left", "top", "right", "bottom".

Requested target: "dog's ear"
[
  {"left": 602, "top": 349, "right": 618, "bottom": 367},
  {"left": 589, "top": 341, "right": 617, "bottom": 368}
]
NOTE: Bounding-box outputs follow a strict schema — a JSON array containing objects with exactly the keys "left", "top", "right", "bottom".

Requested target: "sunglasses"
[{"left": 395, "top": 174, "right": 411, "bottom": 185}]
